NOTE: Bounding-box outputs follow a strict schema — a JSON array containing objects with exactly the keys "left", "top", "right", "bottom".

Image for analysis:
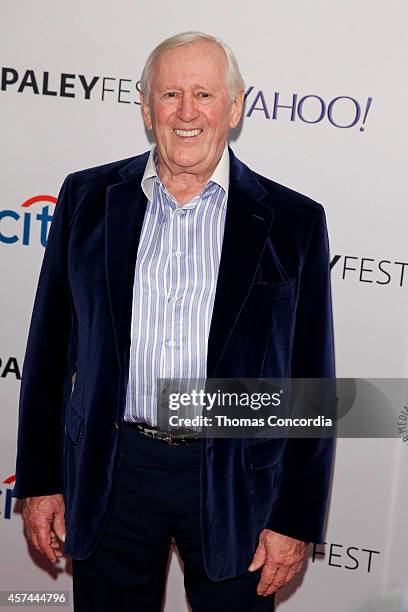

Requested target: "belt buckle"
[{"left": 163, "top": 432, "right": 179, "bottom": 445}]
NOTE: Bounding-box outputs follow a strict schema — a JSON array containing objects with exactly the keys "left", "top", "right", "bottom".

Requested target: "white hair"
[{"left": 140, "top": 31, "right": 245, "bottom": 102}]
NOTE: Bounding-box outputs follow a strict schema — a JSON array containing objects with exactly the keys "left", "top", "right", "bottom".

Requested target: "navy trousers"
[{"left": 72, "top": 423, "right": 275, "bottom": 611}]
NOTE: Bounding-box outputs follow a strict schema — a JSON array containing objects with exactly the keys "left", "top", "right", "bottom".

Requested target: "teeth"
[{"left": 174, "top": 129, "right": 202, "bottom": 137}]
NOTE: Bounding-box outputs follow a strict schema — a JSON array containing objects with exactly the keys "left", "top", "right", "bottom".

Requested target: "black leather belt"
[{"left": 125, "top": 421, "right": 201, "bottom": 445}]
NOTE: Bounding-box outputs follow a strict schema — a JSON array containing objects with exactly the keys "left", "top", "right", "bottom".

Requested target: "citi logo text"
[
  {"left": 0, "top": 195, "right": 56, "bottom": 246},
  {"left": 0, "top": 475, "right": 16, "bottom": 520}
]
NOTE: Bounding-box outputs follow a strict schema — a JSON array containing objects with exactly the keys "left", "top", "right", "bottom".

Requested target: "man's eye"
[
  {"left": 198, "top": 92, "right": 210, "bottom": 98},
  {"left": 165, "top": 92, "right": 177, "bottom": 98}
]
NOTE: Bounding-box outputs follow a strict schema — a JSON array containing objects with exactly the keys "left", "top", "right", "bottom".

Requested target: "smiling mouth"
[{"left": 173, "top": 129, "right": 203, "bottom": 138}]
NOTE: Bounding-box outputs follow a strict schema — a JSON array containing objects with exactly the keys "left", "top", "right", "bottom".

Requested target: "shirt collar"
[{"left": 141, "top": 143, "right": 230, "bottom": 202}]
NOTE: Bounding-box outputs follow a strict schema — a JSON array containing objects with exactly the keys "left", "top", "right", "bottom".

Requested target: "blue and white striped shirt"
[{"left": 124, "top": 145, "right": 229, "bottom": 425}]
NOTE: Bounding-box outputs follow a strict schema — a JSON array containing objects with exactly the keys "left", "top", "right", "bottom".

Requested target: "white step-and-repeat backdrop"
[{"left": 1, "top": 1, "right": 407, "bottom": 610}]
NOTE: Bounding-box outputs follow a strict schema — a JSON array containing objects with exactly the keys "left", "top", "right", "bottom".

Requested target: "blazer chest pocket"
[
  {"left": 65, "top": 401, "right": 85, "bottom": 444},
  {"left": 250, "top": 278, "right": 296, "bottom": 301}
]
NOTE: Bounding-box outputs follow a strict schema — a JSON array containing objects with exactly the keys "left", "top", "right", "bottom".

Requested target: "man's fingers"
[
  {"left": 253, "top": 530, "right": 308, "bottom": 595},
  {"left": 50, "top": 537, "right": 64, "bottom": 556},
  {"left": 24, "top": 525, "right": 40, "bottom": 553},
  {"left": 248, "top": 541, "right": 267, "bottom": 571},
  {"left": 21, "top": 495, "right": 66, "bottom": 564},
  {"left": 36, "top": 526, "right": 58, "bottom": 563},
  {"left": 256, "top": 564, "right": 277, "bottom": 594},
  {"left": 257, "top": 561, "right": 304, "bottom": 597},
  {"left": 257, "top": 566, "right": 289, "bottom": 596},
  {"left": 53, "top": 514, "right": 66, "bottom": 543},
  {"left": 266, "top": 566, "right": 291, "bottom": 596},
  {"left": 51, "top": 520, "right": 66, "bottom": 558},
  {"left": 25, "top": 527, "right": 57, "bottom": 562},
  {"left": 295, "top": 559, "right": 304, "bottom": 575},
  {"left": 28, "top": 530, "right": 41, "bottom": 554}
]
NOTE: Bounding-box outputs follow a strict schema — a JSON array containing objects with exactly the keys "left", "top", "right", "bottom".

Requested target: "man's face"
[{"left": 140, "top": 40, "right": 244, "bottom": 177}]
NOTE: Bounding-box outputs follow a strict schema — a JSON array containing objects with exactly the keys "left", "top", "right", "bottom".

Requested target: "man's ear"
[
  {"left": 140, "top": 91, "right": 153, "bottom": 130},
  {"left": 229, "top": 90, "right": 245, "bottom": 129}
]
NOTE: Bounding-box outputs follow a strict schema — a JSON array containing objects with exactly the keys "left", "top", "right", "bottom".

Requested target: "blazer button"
[{"left": 113, "top": 421, "right": 119, "bottom": 431}]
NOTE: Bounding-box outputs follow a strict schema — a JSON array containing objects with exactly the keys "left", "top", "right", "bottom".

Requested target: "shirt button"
[
  {"left": 167, "top": 340, "right": 176, "bottom": 348},
  {"left": 175, "top": 251, "right": 183, "bottom": 257}
]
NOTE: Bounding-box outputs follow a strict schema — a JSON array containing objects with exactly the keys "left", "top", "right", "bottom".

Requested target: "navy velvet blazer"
[{"left": 13, "top": 147, "right": 335, "bottom": 581}]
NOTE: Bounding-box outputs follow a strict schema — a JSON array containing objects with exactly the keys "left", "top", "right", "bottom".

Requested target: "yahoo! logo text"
[{"left": 245, "top": 87, "right": 372, "bottom": 131}]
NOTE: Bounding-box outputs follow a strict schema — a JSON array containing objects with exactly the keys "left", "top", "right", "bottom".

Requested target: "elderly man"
[{"left": 13, "top": 32, "right": 335, "bottom": 611}]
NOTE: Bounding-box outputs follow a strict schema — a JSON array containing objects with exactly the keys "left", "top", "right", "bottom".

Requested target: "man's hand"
[
  {"left": 248, "top": 529, "right": 308, "bottom": 596},
  {"left": 22, "top": 494, "right": 66, "bottom": 564}
]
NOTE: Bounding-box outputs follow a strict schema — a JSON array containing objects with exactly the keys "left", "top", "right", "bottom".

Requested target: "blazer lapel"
[
  {"left": 206, "top": 150, "right": 275, "bottom": 377},
  {"left": 105, "top": 154, "right": 149, "bottom": 356}
]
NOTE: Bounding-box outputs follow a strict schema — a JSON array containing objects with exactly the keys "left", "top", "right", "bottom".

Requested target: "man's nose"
[{"left": 176, "top": 93, "right": 200, "bottom": 122}]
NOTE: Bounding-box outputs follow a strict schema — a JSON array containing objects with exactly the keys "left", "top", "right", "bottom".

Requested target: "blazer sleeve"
[
  {"left": 12, "top": 174, "right": 76, "bottom": 499},
  {"left": 266, "top": 204, "right": 336, "bottom": 544}
]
